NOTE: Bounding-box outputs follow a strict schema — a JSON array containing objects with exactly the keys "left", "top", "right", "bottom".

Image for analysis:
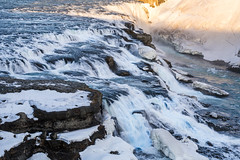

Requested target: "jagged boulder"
[
  {"left": 192, "top": 81, "right": 229, "bottom": 97},
  {"left": 151, "top": 128, "right": 208, "bottom": 160}
]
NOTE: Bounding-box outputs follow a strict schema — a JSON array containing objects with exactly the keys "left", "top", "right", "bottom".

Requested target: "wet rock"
[
  {"left": 192, "top": 81, "right": 229, "bottom": 97},
  {"left": 227, "top": 64, "right": 240, "bottom": 73},
  {"left": 196, "top": 109, "right": 240, "bottom": 137},
  {"left": 116, "top": 70, "right": 131, "bottom": 76},
  {"left": 163, "top": 59, "right": 172, "bottom": 68},
  {"left": 105, "top": 56, "right": 131, "bottom": 76},
  {"left": 172, "top": 70, "right": 193, "bottom": 83},
  {"left": 110, "top": 151, "right": 120, "bottom": 155},
  {"left": 105, "top": 56, "right": 117, "bottom": 71},
  {"left": 206, "top": 141, "right": 213, "bottom": 147},
  {"left": 138, "top": 46, "right": 157, "bottom": 60},
  {"left": 123, "top": 28, "right": 155, "bottom": 49},
  {"left": 209, "top": 112, "right": 218, "bottom": 119}
]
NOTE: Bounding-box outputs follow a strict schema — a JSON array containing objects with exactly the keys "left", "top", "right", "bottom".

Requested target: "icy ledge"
[{"left": 151, "top": 128, "right": 208, "bottom": 160}]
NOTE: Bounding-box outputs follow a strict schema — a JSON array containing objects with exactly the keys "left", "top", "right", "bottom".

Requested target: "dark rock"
[
  {"left": 0, "top": 78, "right": 102, "bottom": 134},
  {"left": 105, "top": 56, "right": 130, "bottom": 76},
  {"left": 1, "top": 125, "right": 106, "bottom": 160},
  {"left": 187, "top": 136, "right": 199, "bottom": 144},
  {"left": 163, "top": 59, "right": 172, "bottom": 68},
  {"left": 196, "top": 109, "right": 240, "bottom": 137},
  {"left": 227, "top": 65, "right": 240, "bottom": 73},
  {"left": 105, "top": 56, "right": 117, "bottom": 72},
  {"left": 206, "top": 141, "right": 213, "bottom": 147},
  {"left": 116, "top": 70, "right": 131, "bottom": 76},
  {"left": 50, "top": 133, "right": 58, "bottom": 140},
  {"left": 123, "top": 28, "right": 156, "bottom": 49},
  {"left": 124, "top": 22, "right": 135, "bottom": 30},
  {"left": 0, "top": 136, "right": 3, "bottom": 140},
  {"left": 110, "top": 151, "right": 120, "bottom": 155},
  {"left": 182, "top": 109, "right": 190, "bottom": 116}
]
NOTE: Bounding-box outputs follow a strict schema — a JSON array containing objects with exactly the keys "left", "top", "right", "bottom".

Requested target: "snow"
[
  {"left": 105, "top": 0, "right": 240, "bottom": 65},
  {"left": 138, "top": 46, "right": 157, "bottom": 60},
  {"left": 0, "top": 131, "right": 41, "bottom": 157},
  {"left": 27, "top": 153, "right": 50, "bottom": 160},
  {"left": 0, "top": 89, "right": 91, "bottom": 123},
  {"left": 58, "top": 125, "right": 99, "bottom": 144},
  {"left": 103, "top": 118, "right": 115, "bottom": 136},
  {"left": 151, "top": 128, "right": 208, "bottom": 160},
  {"left": 80, "top": 136, "right": 137, "bottom": 160},
  {"left": 192, "top": 81, "right": 229, "bottom": 97}
]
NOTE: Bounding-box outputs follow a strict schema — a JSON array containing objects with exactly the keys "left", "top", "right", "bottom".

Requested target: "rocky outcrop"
[
  {"left": 151, "top": 128, "right": 208, "bottom": 160},
  {"left": 3, "top": 125, "right": 106, "bottom": 160},
  {"left": 124, "top": 22, "right": 156, "bottom": 49},
  {"left": 105, "top": 56, "right": 131, "bottom": 76},
  {"left": 196, "top": 109, "right": 240, "bottom": 138},
  {"left": 192, "top": 81, "right": 229, "bottom": 97},
  {"left": 227, "top": 65, "right": 240, "bottom": 73},
  {"left": 0, "top": 77, "right": 106, "bottom": 159}
]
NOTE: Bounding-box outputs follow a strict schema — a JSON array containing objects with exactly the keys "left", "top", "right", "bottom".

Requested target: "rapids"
[{"left": 0, "top": 0, "right": 240, "bottom": 159}]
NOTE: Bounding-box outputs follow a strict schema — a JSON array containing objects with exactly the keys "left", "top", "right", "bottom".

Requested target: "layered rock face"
[{"left": 0, "top": 78, "right": 106, "bottom": 160}]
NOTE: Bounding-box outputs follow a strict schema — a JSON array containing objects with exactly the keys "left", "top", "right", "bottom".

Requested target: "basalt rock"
[
  {"left": 0, "top": 77, "right": 105, "bottom": 159},
  {"left": 123, "top": 23, "right": 156, "bottom": 49},
  {"left": 192, "top": 81, "right": 229, "bottom": 97},
  {"left": 227, "top": 65, "right": 240, "bottom": 73},
  {"left": 2, "top": 125, "right": 106, "bottom": 160},
  {"left": 105, "top": 56, "right": 131, "bottom": 76}
]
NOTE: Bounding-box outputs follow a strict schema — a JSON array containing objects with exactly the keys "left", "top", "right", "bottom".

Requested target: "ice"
[
  {"left": 80, "top": 136, "right": 137, "bottom": 160},
  {"left": 151, "top": 128, "right": 208, "bottom": 160}
]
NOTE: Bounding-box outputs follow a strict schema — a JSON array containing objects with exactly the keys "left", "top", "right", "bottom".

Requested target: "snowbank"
[
  {"left": 151, "top": 128, "right": 208, "bottom": 160},
  {"left": 80, "top": 136, "right": 137, "bottom": 160},
  {"left": 105, "top": 0, "right": 240, "bottom": 65}
]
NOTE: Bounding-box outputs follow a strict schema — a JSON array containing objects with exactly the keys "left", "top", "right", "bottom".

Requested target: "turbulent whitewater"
[{"left": 0, "top": 0, "right": 240, "bottom": 160}]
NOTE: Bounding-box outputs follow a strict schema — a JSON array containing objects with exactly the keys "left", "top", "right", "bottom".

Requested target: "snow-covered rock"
[
  {"left": 209, "top": 112, "right": 218, "bottom": 119},
  {"left": 192, "top": 81, "right": 229, "bottom": 97},
  {"left": 80, "top": 136, "right": 137, "bottom": 160},
  {"left": 151, "top": 129, "right": 208, "bottom": 160},
  {"left": 138, "top": 46, "right": 157, "bottom": 60},
  {"left": 27, "top": 153, "right": 50, "bottom": 160},
  {"left": 58, "top": 125, "right": 100, "bottom": 144}
]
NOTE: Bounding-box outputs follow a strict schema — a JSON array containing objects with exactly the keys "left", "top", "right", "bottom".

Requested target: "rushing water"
[{"left": 0, "top": 0, "right": 240, "bottom": 159}]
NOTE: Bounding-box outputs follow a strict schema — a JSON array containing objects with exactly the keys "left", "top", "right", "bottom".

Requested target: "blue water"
[{"left": 0, "top": 0, "right": 240, "bottom": 159}]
